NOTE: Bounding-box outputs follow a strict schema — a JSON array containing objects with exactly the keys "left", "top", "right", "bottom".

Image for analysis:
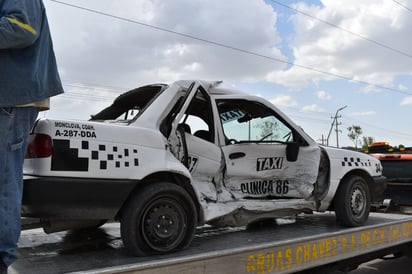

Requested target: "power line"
[
  {"left": 59, "top": 81, "right": 122, "bottom": 102},
  {"left": 344, "top": 116, "right": 412, "bottom": 139},
  {"left": 48, "top": 0, "right": 412, "bottom": 96},
  {"left": 60, "top": 94, "right": 112, "bottom": 102},
  {"left": 270, "top": 0, "right": 412, "bottom": 59},
  {"left": 63, "top": 80, "right": 129, "bottom": 93},
  {"left": 392, "top": 0, "right": 412, "bottom": 13}
]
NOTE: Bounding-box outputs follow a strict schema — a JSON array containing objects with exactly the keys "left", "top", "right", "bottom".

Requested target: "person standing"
[{"left": 0, "top": 1, "right": 64, "bottom": 272}]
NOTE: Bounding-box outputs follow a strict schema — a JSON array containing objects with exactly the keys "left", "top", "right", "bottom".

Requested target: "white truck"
[{"left": 22, "top": 80, "right": 386, "bottom": 257}]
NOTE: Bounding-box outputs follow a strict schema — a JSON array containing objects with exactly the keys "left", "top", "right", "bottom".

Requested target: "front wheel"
[
  {"left": 120, "top": 182, "right": 197, "bottom": 256},
  {"left": 334, "top": 175, "right": 370, "bottom": 227}
]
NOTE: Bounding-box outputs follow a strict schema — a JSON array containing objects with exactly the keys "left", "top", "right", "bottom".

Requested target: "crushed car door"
[
  {"left": 216, "top": 99, "right": 321, "bottom": 200},
  {"left": 167, "top": 82, "right": 223, "bottom": 201}
]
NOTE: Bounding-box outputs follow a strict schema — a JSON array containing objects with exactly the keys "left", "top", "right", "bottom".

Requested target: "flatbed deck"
[{"left": 12, "top": 212, "right": 412, "bottom": 274}]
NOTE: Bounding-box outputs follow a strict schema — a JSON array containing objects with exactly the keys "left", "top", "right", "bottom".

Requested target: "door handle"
[{"left": 229, "top": 152, "right": 246, "bottom": 160}]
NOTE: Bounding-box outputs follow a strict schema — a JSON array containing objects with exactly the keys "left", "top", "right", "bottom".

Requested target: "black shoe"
[{"left": 0, "top": 260, "right": 7, "bottom": 274}]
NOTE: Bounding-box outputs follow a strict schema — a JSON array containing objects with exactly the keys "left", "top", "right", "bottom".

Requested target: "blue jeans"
[{"left": 0, "top": 107, "right": 39, "bottom": 267}]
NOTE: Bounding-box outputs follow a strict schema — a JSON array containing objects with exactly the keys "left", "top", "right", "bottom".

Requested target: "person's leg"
[{"left": 0, "top": 107, "right": 38, "bottom": 267}]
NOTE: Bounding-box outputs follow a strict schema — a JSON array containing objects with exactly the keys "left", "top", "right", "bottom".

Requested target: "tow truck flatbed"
[{"left": 13, "top": 212, "right": 412, "bottom": 274}]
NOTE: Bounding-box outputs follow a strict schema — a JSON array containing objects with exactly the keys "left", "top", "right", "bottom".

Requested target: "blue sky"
[{"left": 43, "top": 0, "right": 412, "bottom": 147}]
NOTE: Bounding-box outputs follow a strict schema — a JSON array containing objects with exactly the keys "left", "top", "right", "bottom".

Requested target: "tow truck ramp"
[{"left": 14, "top": 212, "right": 412, "bottom": 274}]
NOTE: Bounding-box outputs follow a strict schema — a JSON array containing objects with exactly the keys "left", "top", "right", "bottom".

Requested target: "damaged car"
[{"left": 23, "top": 80, "right": 386, "bottom": 256}]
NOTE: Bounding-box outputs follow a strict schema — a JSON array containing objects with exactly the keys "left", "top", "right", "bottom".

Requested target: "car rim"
[
  {"left": 141, "top": 197, "right": 186, "bottom": 252},
  {"left": 350, "top": 186, "right": 366, "bottom": 216}
]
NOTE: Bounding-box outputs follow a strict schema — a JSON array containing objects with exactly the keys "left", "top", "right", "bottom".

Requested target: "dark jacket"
[{"left": 0, "top": 0, "right": 63, "bottom": 107}]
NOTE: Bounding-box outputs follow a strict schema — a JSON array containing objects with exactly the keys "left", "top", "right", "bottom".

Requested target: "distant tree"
[
  {"left": 260, "top": 120, "right": 277, "bottom": 138},
  {"left": 254, "top": 119, "right": 280, "bottom": 140},
  {"left": 347, "top": 125, "right": 363, "bottom": 150},
  {"left": 361, "top": 136, "right": 374, "bottom": 151}
]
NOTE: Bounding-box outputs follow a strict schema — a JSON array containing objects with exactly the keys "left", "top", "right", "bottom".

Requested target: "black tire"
[
  {"left": 120, "top": 182, "right": 197, "bottom": 256},
  {"left": 334, "top": 175, "right": 370, "bottom": 227}
]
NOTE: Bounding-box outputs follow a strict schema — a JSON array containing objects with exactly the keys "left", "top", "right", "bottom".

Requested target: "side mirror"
[{"left": 286, "top": 142, "right": 299, "bottom": 162}]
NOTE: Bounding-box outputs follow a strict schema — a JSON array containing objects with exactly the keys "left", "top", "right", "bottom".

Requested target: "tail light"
[{"left": 25, "top": 134, "right": 53, "bottom": 158}]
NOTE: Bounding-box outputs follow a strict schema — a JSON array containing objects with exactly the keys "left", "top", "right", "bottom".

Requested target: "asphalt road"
[
  {"left": 351, "top": 256, "right": 412, "bottom": 274},
  {"left": 300, "top": 255, "right": 412, "bottom": 274}
]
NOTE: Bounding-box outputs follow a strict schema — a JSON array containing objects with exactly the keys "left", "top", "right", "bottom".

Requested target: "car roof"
[{"left": 173, "top": 80, "right": 248, "bottom": 96}]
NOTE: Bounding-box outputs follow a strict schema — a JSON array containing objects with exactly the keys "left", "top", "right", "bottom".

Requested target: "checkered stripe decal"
[
  {"left": 79, "top": 140, "right": 139, "bottom": 170},
  {"left": 341, "top": 157, "right": 371, "bottom": 167}
]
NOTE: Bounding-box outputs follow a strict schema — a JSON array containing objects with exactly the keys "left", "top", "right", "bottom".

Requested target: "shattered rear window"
[{"left": 90, "top": 84, "right": 167, "bottom": 122}]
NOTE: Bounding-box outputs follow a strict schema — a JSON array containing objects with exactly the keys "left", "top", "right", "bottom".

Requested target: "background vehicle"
[
  {"left": 369, "top": 142, "right": 412, "bottom": 209},
  {"left": 23, "top": 80, "right": 385, "bottom": 256}
]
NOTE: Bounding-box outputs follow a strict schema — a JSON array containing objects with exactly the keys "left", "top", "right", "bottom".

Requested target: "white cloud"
[
  {"left": 269, "top": 95, "right": 298, "bottom": 108},
  {"left": 400, "top": 96, "right": 412, "bottom": 105},
  {"left": 39, "top": 0, "right": 412, "bottom": 151},
  {"left": 301, "top": 104, "right": 324, "bottom": 113},
  {"left": 45, "top": 0, "right": 284, "bottom": 88},
  {"left": 41, "top": 0, "right": 289, "bottom": 119},
  {"left": 316, "top": 90, "right": 331, "bottom": 100},
  {"left": 270, "top": 0, "right": 412, "bottom": 89},
  {"left": 399, "top": 84, "right": 408, "bottom": 91}
]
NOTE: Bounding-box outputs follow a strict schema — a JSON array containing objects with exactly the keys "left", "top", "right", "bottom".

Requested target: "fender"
[{"left": 317, "top": 146, "right": 383, "bottom": 211}]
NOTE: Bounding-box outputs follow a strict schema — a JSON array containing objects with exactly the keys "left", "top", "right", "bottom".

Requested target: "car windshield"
[{"left": 90, "top": 84, "right": 167, "bottom": 122}]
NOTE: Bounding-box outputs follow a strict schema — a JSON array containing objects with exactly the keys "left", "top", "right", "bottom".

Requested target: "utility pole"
[
  {"left": 335, "top": 115, "right": 341, "bottom": 148},
  {"left": 326, "top": 105, "right": 347, "bottom": 147},
  {"left": 319, "top": 134, "right": 327, "bottom": 145}
]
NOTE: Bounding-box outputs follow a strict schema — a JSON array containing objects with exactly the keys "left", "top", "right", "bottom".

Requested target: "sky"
[{"left": 41, "top": 0, "right": 412, "bottom": 148}]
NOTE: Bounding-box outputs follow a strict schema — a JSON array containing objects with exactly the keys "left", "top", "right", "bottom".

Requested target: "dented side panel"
[{"left": 221, "top": 143, "right": 320, "bottom": 199}]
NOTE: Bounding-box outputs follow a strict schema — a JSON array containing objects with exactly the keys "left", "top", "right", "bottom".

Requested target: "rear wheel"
[
  {"left": 120, "top": 182, "right": 197, "bottom": 256},
  {"left": 334, "top": 175, "right": 370, "bottom": 227}
]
